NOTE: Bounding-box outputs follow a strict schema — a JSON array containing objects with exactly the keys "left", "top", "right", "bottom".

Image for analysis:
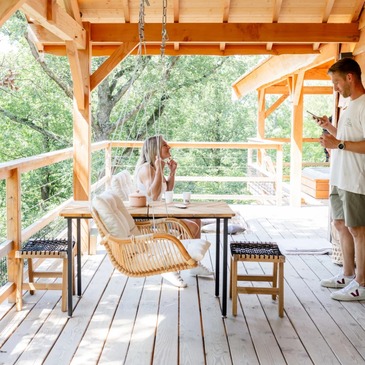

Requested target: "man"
[{"left": 318, "top": 57, "right": 365, "bottom": 301}]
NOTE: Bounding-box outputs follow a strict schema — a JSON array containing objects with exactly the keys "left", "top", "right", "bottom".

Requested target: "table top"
[
  {"left": 59, "top": 200, "right": 235, "bottom": 219},
  {"left": 59, "top": 200, "right": 92, "bottom": 218},
  {"left": 127, "top": 201, "right": 235, "bottom": 219}
]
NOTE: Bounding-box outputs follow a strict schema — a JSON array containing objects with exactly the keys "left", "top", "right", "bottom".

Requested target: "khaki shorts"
[{"left": 330, "top": 186, "right": 365, "bottom": 227}]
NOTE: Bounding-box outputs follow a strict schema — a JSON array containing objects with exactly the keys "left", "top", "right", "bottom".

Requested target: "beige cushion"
[
  {"left": 111, "top": 170, "right": 135, "bottom": 201},
  {"left": 181, "top": 239, "right": 211, "bottom": 261},
  {"left": 92, "top": 190, "right": 139, "bottom": 238}
]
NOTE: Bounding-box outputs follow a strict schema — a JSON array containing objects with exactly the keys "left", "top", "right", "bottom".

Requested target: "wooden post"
[
  {"left": 289, "top": 73, "right": 304, "bottom": 207},
  {"left": 6, "top": 168, "right": 21, "bottom": 302},
  {"left": 70, "top": 24, "right": 91, "bottom": 253}
]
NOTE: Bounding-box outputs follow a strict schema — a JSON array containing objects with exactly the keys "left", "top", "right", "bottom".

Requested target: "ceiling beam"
[
  {"left": 0, "top": 0, "right": 27, "bottom": 27},
  {"left": 22, "top": 0, "right": 86, "bottom": 49},
  {"left": 42, "top": 43, "right": 322, "bottom": 57},
  {"left": 90, "top": 23, "right": 360, "bottom": 43}
]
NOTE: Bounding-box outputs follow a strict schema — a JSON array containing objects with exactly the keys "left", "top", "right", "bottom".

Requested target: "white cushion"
[
  {"left": 92, "top": 190, "right": 139, "bottom": 238},
  {"left": 111, "top": 170, "right": 135, "bottom": 201},
  {"left": 201, "top": 223, "right": 246, "bottom": 235},
  {"left": 181, "top": 239, "right": 211, "bottom": 261}
]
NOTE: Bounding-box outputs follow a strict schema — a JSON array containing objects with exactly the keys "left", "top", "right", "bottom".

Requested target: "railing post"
[
  {"left": 105, "top": 142, "right": 112, "bottom": 189},
  {"left": 6, "top": 168, "right": 21, "bottom": 303},
  {"left": 276, "top": 146, "right": 283, "bottom": 206}
]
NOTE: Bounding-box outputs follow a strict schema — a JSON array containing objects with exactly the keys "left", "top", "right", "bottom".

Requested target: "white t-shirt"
[{"left": 330, "top": 94, "right": 365, "bottom": 194}]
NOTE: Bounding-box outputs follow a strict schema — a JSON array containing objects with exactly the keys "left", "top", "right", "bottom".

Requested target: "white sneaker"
[
  {"left": 189, "top": 262, "right": 214, "bottom": 277},
  {"left": 331, "top": 280, "right": 365, "bottom": 301},
  {"left": 161, "top": 272, "right": 187, "bottom": 288},
  {"left": 320, "top": 272, "right": 355, "bottom": 288}
]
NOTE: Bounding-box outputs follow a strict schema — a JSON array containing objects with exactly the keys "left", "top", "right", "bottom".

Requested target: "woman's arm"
[{"left": 138, "top": 160, "right": 165, "bottom": 200}]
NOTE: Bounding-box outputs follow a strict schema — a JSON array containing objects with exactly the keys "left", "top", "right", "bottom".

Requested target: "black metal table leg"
[
  {"left": 215, "top": 218, "right": 221, "bottom": 297},
  {"left": 222, "top": 218, "right": 229, "bottom": 317},
  {"left": 67, "top": 218, "right": 73, "bottom": 317},
  {"left": 76, "top": 218, "right": 82, "bottom": 297}
]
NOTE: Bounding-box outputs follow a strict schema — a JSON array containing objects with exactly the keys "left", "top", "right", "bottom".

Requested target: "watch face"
[{"left": 338, "top": 143, "right": 345, "bottom": 150}]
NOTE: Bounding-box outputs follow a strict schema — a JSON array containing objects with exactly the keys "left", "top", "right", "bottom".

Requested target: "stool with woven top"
[
  {"left": 230, "top": 241, "right": 285, "bottom": 317},
  {"left": 16, "top": 238, "right": 76, "bottom": 312}
]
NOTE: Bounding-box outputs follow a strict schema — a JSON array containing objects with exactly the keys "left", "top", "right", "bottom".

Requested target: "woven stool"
[
  {"left": 15, "top": 238, "right": 76, "bottom": 312},
  {"left": 230, "top": 241, "right": 285, "bottom": 317}
]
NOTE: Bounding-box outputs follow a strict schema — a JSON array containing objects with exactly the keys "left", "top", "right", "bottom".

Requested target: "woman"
[{"left": 135, "top": 135, "right": 212, "bottom": 287}]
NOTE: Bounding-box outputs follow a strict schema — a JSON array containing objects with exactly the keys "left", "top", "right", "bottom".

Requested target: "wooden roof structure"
[{"left": 2, "top": 1, "right": 365, "bottom": 206}]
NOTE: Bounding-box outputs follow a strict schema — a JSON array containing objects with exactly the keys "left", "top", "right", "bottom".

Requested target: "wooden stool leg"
[
  {"left": 232, "top": 257, "right": 238, "bottom": 316},
  {"left": 61, "top": 257, "right": 67, "bottom": 312},
  {"left": 229, "top": 257, "right": 232, "bottom": 299},
  {"left": 28, "top": 258, "right": 35, "bottom": 295},
  {"left": 272, "top": 262, "right": 278, "bottom": 300},
  {"left": 16, "top": 258, "right": 24, "bottom": 311},
  {"left": 278, "top": 261, "right": 284, "bottom": 318}
]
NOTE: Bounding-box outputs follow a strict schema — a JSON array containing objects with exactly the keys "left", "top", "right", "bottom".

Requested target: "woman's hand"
[
  {"left": 167, "top": 158, "right": 178, "bottom": 175},
  {"left": 155, "top": 156, "right": 165, "bottom": 171}
]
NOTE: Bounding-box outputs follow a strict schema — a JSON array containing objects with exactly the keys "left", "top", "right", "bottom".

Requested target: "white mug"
[
  {"left": 165, "top": 191, "right": 174, "bottom": 204},
  {"left": 182, "top": 191, "right": 191, "bottom": 204}
]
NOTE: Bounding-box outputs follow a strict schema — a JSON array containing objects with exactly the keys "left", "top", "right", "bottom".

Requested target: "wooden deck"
[{"left": 2, "top": 203, "right": 365, "bottom": 365}]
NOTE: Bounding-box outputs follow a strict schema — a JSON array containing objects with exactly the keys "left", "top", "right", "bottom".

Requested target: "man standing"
[{"left": 318, "top": 57, "right": 365, "bottom": 300}]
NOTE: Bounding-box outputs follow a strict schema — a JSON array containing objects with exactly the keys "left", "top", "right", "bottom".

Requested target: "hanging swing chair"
[{"left": 92, "top": 190, "right": 211, "bottom": 277}]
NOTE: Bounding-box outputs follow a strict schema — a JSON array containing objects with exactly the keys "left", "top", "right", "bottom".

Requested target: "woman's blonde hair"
[{"left": 135, "top": 134, "right": 164, "bottom": 170}]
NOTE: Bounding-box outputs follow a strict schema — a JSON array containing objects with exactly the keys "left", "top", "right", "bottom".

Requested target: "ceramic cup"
[
  {"left": 165, "top": 191, "right": 174, "bottom": 204},
  {"left": 182, "top": 191, "right": 191, "bottom": 204}
]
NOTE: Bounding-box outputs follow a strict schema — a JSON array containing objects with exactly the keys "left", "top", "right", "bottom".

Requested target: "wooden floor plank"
[
  {"left": 97, "top": 275, "right": 146, "bottom": 364},
  {"left": 5, "top": 203, "right": 365, "bottom": 365}
]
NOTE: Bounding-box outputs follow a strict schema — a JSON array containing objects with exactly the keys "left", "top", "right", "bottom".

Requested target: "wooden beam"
[
  {"left": 293, "top": 70, "right": 305, "bottom": 106},
  {"left": 22, "top": 0, "right": 86, "bottom": 49},
  {"left": 265, "top": 94, "right": 288, "bottom": 118},
  {"left": 42, "top": 43, "right": 322, "bottom": 57},
  {"left": 66, "top": 41, "right": 85, "bottom": 110},
  {"left": 265, "top": 85, "right": 333, "bottom": 95},
  {"left": 90, "top": 42, "right": 138, "bottom": 91},
  {"left": 232, "top": 54, "right": 318, "bottom": 99},
  {"left": 90, "top": 23, "right": 360, "bottom": 43},
  {"left": 0, "top": 0, "right": 27, "bottom": 27},
  {"left": 63, "top": 0, "right": 82, "bottom": 24}
]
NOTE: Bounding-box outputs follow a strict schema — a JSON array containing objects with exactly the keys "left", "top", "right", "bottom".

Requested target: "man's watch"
[{"left": 338, "top": 141, "right": 346, "bottom": 150}]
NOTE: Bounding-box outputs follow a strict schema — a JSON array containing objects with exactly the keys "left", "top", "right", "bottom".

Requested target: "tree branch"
[
  {"left": 24, "top": 32, "right": 73, "bottom": 99},
  {"left": 0, "top": 108, "right": 69, "bottom": 145}
]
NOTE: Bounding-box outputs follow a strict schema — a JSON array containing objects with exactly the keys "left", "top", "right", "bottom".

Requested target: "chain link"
[{"left": 160, "top": 0, "right": 168, "bottom": 59}]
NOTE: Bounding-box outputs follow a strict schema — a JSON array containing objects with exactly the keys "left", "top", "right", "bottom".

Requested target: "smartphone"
[{"left": 307, "top": 110, "right": 321, "bottom": 120}]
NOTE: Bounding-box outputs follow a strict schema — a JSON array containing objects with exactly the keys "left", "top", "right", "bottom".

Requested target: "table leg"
[
  {"left": 67, "top": 218, "right": 73, "bottom": 318},
  {"left": 76, "top": 218, "right": 82, "bottom": 297},
  {"left": 222, "top": 218, "right": 229, "bottom": 317},
  {"left": 215, "top": 218, "right": 221, "bottom": 297}
]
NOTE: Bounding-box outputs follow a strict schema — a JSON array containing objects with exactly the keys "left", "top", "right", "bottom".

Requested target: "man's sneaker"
[
  {"left": 320, "top": 272, "right": 355, "bottom": 288},
  {"left": 189, "top": 262, "right": 214, "bottom": 277},
  {"left": 161, "top": 272, "right": 187, "bottom": 288},
  {"left": 331, "top": 280, "right": 365, "bottom": 301}
]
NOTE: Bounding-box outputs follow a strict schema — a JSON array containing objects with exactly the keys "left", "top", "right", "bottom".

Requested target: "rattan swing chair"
[{"left": 91, "top": 191, "right": 212, "bottom": 278}]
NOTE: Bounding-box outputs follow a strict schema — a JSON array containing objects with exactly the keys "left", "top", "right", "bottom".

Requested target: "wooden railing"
[{"left": 0, "top": 139, "right": 283, "bottom": 304}]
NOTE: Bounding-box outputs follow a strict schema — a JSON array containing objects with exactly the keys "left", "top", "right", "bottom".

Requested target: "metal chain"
[
  {"left": 160, "top": 0, "right": 168, "bottom": 59},
  {"left": 138, "top": 0, "right": 150, "bottom": 54}
]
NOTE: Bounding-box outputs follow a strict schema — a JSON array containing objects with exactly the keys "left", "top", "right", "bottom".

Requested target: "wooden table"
[
  {"left": 127, "top": 201, "right": 235, "bottom": 317},
  {"left": 59, "top": 200, "right": 93, "bottom": 317},
  {"left": 60, "top": 200, "right": 235, "bottom": 317}
]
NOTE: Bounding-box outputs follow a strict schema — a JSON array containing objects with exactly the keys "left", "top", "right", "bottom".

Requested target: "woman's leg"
[{"left": 183, "top": 218, "right": 201, "bottom": 238}]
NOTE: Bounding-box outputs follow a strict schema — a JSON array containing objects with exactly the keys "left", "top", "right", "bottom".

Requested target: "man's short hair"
[{"left": 328, "top": 58, "right": 362, "bottom": 80}]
